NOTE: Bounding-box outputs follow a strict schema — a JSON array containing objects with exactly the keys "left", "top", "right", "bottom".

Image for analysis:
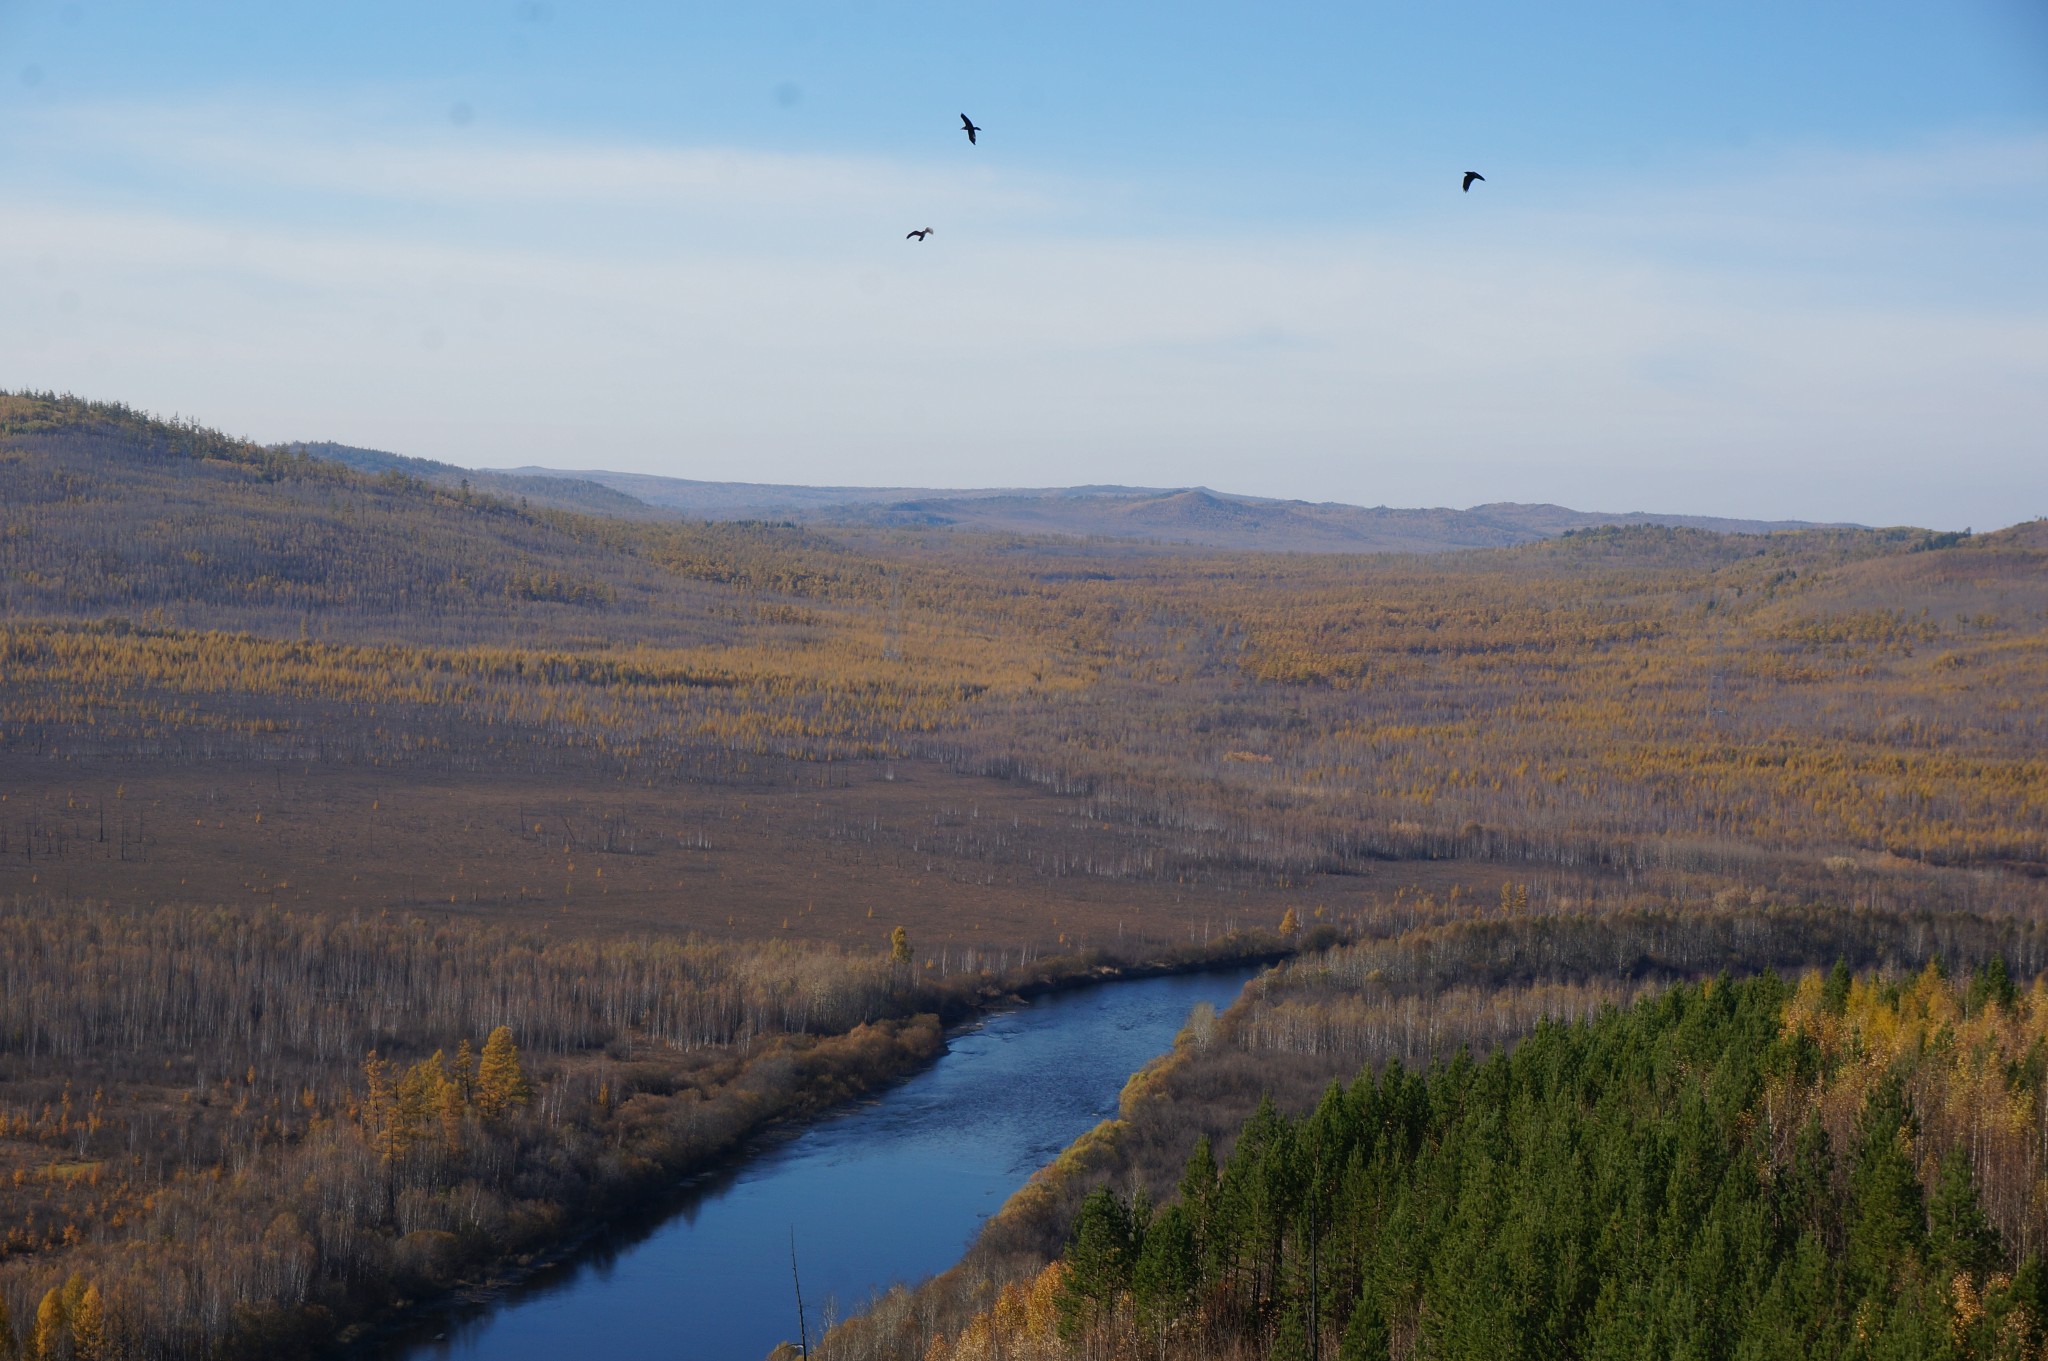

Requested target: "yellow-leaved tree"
[
  {"left": 32, "top": 1284, "right": 65, "bottom": 1361},
  {"left": 474, "top": 1026, "right": 531, "bottom": 1121},
  {"left": 392, "top": 1051, "right": 451, "bottom": 1159},
  {"left": 69, "top": 1284, "right": 102, "bottom": 1361}
]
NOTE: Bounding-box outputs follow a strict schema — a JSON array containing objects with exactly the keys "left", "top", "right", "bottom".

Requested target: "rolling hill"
[
  {"left": 490, "top": 462, "right": 1843, "bottom": 550},
  {"left": 281, "top": 441, "right": 1843, "bottom": 551}
]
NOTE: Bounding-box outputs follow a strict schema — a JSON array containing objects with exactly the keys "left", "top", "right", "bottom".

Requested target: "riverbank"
[
  {"left": 330, "top": 1014, "right": 949, "bottom": 1357},
  {"left": 818, "top": 901, "right": 2048, "bottom": 1361},
  {"left": 805, "top": 975, "right": 1267, "bottom": 1361},
  {"left": 0, "top": 894, "right": 1294, "bottom": 1361},
  {"left": 324, "top": 933, "right": 1300, "bottom": 1361}
]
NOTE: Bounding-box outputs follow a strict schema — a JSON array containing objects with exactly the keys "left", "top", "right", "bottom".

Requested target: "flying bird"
[
  {"left": 1462, "top": 171, "right": 1485, "bottom": 192},
  {"left": 960, "top": 113, "right": 981, "bottom": 145},
  {"left": 906, "top": 228, "right": 934, "bottom": 241}
]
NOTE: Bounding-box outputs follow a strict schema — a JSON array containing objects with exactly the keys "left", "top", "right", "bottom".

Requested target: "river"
[{"left": 363, "top": 966, "right": 1258, "bottom": 1361}]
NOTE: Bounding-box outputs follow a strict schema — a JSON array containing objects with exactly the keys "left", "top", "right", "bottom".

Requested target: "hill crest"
[{"left": 447, "top": 456, "right": 1852, "bottom": 552}]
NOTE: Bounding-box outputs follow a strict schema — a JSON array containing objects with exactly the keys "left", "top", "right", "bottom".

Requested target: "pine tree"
[
  {"left": 475, "top": 1026, "right": 531, "bottom": 1120},
  {"left": 1966, "top": 957, "right": 2017, "bottom": 1016},
  {"left": 1822, "top": 958, "right": 1853, "bottom": 1016},
  {"left": 1776, "top": 1110, "right": 1837, "bottom": 1245},
  {"left": 1179, "top": 1134, "right": 1217, "bottom": 1223},
  {"left": 1927, "top": 1146, "right": 2001, "bottom": 1281},
  {"left": 1271, "top": 1306, "right": 1311, "bottom": 1361},
  {"left": 889, "top": 925, "right": 913, "bottom": 964},
  {"left": 1339, "top": 1292, "right": 1390, "bottom": 1361},
  {"left": 1059, "top": 1190, "right": 1137, "bottom": 1340},
  {"left": 1846, "top": 1074, "right": 1925, "bottom": 1296},
  {"left": 2007, "top": 1255, "right": 2048, "bottom": 1353},
  {"left": 1133, "top": 1202, "right": 1198, "bottom": 1334}
]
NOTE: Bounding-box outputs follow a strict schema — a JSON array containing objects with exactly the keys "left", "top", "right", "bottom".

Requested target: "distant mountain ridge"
[
  {"left": 286, "top": 443, "right": 663, "bottom": 519},
  {"left": 290, "top": 443, "right": 1847, "bottom": 551}
]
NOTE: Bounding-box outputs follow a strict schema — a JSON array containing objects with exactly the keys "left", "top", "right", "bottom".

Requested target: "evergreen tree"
[
  {"left": 1822, "top": 958, "right": 1853, "bottom": 1016},
  {"left": 1178, "top": 1134, "right": 1217, "bottom": 1218},
  {"left": 1967, "top": 957, "right": 2017, "bottom": 1016},
  {"left": 1271, "top": 1305, "right": 1311, "bottom": 1361},
  {"left": 1927, "top": 1146, "right": 2001, "bottom": 1281},
  {"left": 2006, "top": 1255, "right": 2048, "bottom": 1354},
  {"left": 1132, "top": 1202, "right": 1199, "bottom": 1334},
  {"left": 1733, "top": 1233, "right": 1844, "bottom": 1360},
  {"left": 1338, "top": 1291, "right": 1390, "bottom": 1361},
  {"left": 1776, "top": 1110, "right": 1837, "bottom": 1247},
  {"left": 1034, "top": 974, "right": 2048, "bottom": 1360},
  {"left": 1847, "top": 1075, "right": 1926, "bottom": 1296},
  {"left": 1059, "top": 1189, "right": 1137, "bottom": 1339}
]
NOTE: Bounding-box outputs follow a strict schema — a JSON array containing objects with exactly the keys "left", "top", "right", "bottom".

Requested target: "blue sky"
[{"left": 2, "top": 2, "right": 2044, "bottom": 528}]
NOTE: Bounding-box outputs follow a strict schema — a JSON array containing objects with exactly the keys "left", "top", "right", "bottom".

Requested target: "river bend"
[{"left": 366, "top": 967, "right": 1256, "bottom": 1361}]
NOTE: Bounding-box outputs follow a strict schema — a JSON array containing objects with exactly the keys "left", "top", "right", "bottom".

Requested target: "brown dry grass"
[{"left": 0, "top": 746, "right": 1510, "bottom": 958}]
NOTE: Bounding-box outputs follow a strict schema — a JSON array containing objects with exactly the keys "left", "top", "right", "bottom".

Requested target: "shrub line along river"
[{"left": 360, "top": 965, "right": 1261, "bottom": 1361}]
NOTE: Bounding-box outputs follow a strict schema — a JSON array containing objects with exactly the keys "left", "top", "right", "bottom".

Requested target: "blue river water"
[{"left": 366, "top": 966, "right": 1256, "bottom": 1361}]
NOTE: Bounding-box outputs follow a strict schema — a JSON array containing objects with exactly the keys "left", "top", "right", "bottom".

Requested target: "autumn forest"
[{"left": 3, "top": 391, "right": 2047, "bottom": 1358}]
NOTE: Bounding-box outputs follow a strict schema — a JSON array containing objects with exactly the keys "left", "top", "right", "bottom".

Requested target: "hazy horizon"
[{"left": 4, "top": 1, "right": 2043, "bottom": 531}]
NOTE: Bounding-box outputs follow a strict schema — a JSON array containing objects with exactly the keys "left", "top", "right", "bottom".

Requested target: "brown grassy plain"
[{"left": 0, "top": 749, "right": 1429, "bottom": 955}]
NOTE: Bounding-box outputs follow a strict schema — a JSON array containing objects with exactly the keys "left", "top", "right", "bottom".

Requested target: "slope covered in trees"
[
  {"left": 6, "top": 391, "right": 2045, "bottom": 941},
  {"left": 925, "top": 962, "right": 2048, "bottom": 1360},
  {"left": 820, "top": 905, "right": 2048, "bottom": 1361}
]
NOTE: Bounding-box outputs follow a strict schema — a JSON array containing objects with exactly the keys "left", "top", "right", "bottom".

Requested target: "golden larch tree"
[{"left": 475, "top": 1026, "right": 531, "bottom": 1120}]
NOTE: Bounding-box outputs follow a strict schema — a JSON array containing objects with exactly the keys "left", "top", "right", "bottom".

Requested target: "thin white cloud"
[
  {"left": 2, "top": 103, "right": 2043, "bottom": 530},
  {"left": 15, "top": 103, "right": 1066, "bottom": 222}
]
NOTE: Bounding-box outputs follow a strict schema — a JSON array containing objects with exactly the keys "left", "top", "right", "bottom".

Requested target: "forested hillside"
[
  {"left": 821, "top": 905, "right": 2048, "bottom": 1361},
  {"left": 6, "top": 391, "right": 2044, "bottom": 945},
  {"left": 286, "top": 442, "right": 666, "bottom": 521},
  {"left": 919, "top": 963, "right": 2048, "bottom": 1361}
]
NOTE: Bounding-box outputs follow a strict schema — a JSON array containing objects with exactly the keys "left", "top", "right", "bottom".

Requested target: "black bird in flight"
[
  {"left": 1462, "top": 171, "right": 1485, "bottom": 192},
  {"left": 960, "top": 113, "right": 981, "bottom": 145},
  {"left": 906, "top": 228, "right": 934, "bottom": 241}
]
